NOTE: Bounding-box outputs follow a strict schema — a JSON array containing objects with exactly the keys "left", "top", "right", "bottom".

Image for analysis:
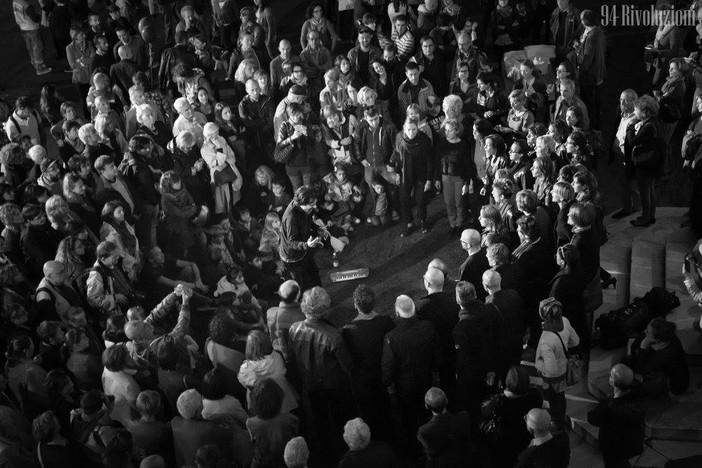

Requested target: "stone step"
[
  {"left": 645, "top": 401, "right": 702, "bottom": 441},
  {"left": 630, "top": 238, "right": 666, "bottom": 301},
  {"left": 566, "top": 381, "right": 600, "bottom": 448},
  {"left": 632, "top": 441, "right": 702, "bottom": 467},
  {"left": 587, "top": 345, "right": 629, "bottom": 400}
]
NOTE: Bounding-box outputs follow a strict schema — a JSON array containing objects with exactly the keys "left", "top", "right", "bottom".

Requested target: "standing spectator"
[
  {"left": 339, "top": 418, "right": 396, "bottom": 467},
  {"left": 575, "top": 9, "right": 606, "bottom": 130},
  {"left": 5, "top": 96, "right": 42, "bottom": 146},
  {"left": 342, "top": 285, "right": 394, "bottom": 441},
  {"left": 534, "top": 298, "right": 579, "bottom": 431},
  {"left": 101, "top": 343, "right": 141, "bottom": 426},
  {"left": 625, "top": 95, "right": 663, "bottom": 227},
  {"left": 266, "top": 280, "right": 305, "bottom": 359},
  {"left": 348, "top": 27, "right": 381, "bottom": 86},
  {"left": 516, "top": 408, "right": 570, "bottom": 468},
  {"left": 287, "top": 287, "right": 355, "bottom": 465},
  {"left": 270, "top": 40, "right": 299, "bottom": 90},
  {"left": 125, "top": 390, "right": 176, "bottom": 466},
  {"left": 239, "top": 79, "right": 275, "bottom": 164},
  {"left": 397, "top": 61, "right": 435, "bottom": 122},
  {"left": 382, "top": 295, "right": 440, "bottom": 452},
  {"left": 275, "top": 103, "right": 313, "bottom": 192},
  {"left": 299, "top": 30, "right": 333, "bottom": 97},
  {"left": 246, "top": 378, "right": 300, "bottom": 468},
  {"left": 390, "top": 118, "right": 433, "bottom": 237},
  {"left": 457, "top": 229, "right": 490, "bottom": 300},
  {"left": 609, "top": 89, "right": 639, "bottom": 219},
  {"left": 392, "top": 14, "right": 415, "bottom": 62},
  {"left": 417, "top": 387, "right": 472, "bottom": 467},
  {"left": 587, "top": 364, "right": 646, "bottom": 468},
  {"left": 655, "top": 58, "right": 686, "bottom": 176},
  {"left": 300, "top": 2, "right": 339, "bottom": 53},
  {"left": 648, "top": 3, "right": 680, "bottom": 87},
  {"left": 200, "top": 122, "right": 244, "bottom": 216},
  {"left": 12, "top": 0, "right": 51, "bottom": 76},
  {"left": 549, "top": 0, "right": 582, "bottom": 65},
  {"left": 255, "top": 0, "right": 277, "bottom": 59},
  {"left": 66, "top": 27, "right": 94, "bottom": 101}
]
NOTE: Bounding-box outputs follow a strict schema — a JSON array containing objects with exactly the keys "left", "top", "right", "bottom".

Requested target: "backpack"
[
  {"left": 595, "top": 298, "right": 650, "bottom": 350},
  {"left": 641, "top": 286, "right": 680, "bottom": 318}
]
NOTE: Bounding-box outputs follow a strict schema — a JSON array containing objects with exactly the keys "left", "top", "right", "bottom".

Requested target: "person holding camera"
[{"left": 279, "top": 185, "right": 329, "bottom": 291}]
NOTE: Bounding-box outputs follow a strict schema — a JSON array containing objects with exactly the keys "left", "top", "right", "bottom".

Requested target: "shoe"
[
  {"left": 602, "top": 277, "right": 617, "bottom": 289},
  {"left": 36, "top": 67, "right": 52, "bottom": 76},
  {"left": 630, "top": 218, "right": 653, "bottom": 227},
  {"left": 351, "top": 217, "right": 361, "bottom": 225},
  {"left": 421, "top": 221, "right": 430, "bottom": 234},
  {"left": 366, "top": 217, "right": 373, "bottom": 224},
  {"left": 391, "top": 211, "right": 400, "bottom": 221},
  {"left": 400, "top": 225, "right": 415, "bottom": 238},
  {"left": 611, "top": 209, "right": 634, "bottom": 219}
]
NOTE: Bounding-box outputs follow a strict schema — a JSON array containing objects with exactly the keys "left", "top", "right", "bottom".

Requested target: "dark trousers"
[
  {"left": 541, "top": 386, "right": 567, "bottom": 430},
  {"left": 636, "top": 170, "right": 658, "bottom": 222},
  {"left": 303, "top": 385, "right": 357, "bottom": 467},
  {"left": 580, "top": 83, "right": 602, "bottom": 130},
  {"left": 603, "top": 452, "right": 633, "bottom": 468},
  {"left": 395, "top": 388, "right": 429, "bottom": 453},
  {"left": 399, "top": 180, "right": 427, "bottom": 225},
  {"left": 353, "top": 381, "right": 392, "bottom": 441},
  {"left": 284, "top": 253, "right": 321, "bottom": 292}
]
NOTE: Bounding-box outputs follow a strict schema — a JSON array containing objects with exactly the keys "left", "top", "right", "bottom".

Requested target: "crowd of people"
[{"left": 1, "top": 0, "right": 701, "bottom": 466}]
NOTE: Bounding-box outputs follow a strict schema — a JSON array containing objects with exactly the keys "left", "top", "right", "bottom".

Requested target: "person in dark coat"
[
  {"left": 389, "top": 118, "right": 434, "bottom": 237},
  {"left": 417, "top": 387, "right": 472, "bottom": 468},
  {"left": 382, "top": 295, "right": 441, "bottom": 453},
  {"left": 481, "top": 367, "right": 543, "bottom": 468},
  {"left": 483, "top": 270, "right": 526, "bottom": 380},
  {"left": 549, "top": 244, "right": 588, "bottom": 350},
  {"left": 125, "top": 390, "right": 175, "bottom": 466},
  {"left": 625, "top": 95, "right": 663, "bottom": 227},
  {"left": 588, "top": 364, "right": 646, "bottom": 468},
  {"left": 486, "top": 242, "right": 525, "bottom": 298},
  {"left": 417, "top": 268, "right": 460, "bottom": 410},
  {"left": 342, "top": 285, "right": 394, "bottom": 441},
  {"left": 288, "top": 287, "right": 355, "bottom": 465},
  {"left": 339, "top": 418, "right": 397, "bottom": 468},
  {"left": 627, "top": 317, "right": 690, "bottom": 396},
  {"left": 516, "top": 408, "right": 570, "bottom": 468},
  {"left": 452, "top": 281, "right": 498, "bottom": 436},
  {"left": 512, "top": 215, "right": 558, "bottom": 346},
  {"left": 457, "top": 229, "right": 490, "bottom": 302}
]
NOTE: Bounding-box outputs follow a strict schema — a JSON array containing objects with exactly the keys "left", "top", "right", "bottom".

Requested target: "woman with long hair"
[
  {"left": 482, "top": 133, "right": 509, "bottom": 201},
  {"left": 237, "top": 330, "right": 298, "bottom": 414},
  {"left": 62, "top": 173, "right": 98, "bottom": 234},
  {"left": 472, "top": 72, "right": 509, "bottom": 127},
  {"left": 529, "top": 155, "right": 555, "bottom": 207},
  {"left": 99, "top": 200, "right": 140, "bottom": 266},
  {"left": 549, "top": 244, "right": 587, "bottom": 350},
  {"left": 254, "top": 0, "right": 277, "bottom": 58},
  {"left": 55, "top": 235, "right": 88, "bottom": 284},
  {"left": 655, "top": 57, "right": 686, "bottom": 175},
  {"left": 534, "top": 298, "right": 579, "bottom": 431},
  {"left": 565, "top": 130, "right": 595, "bottom": 169},
  {"left": 478, "top": 204, "right": 511, "bottom": 248},
  {"left": 512, "top": 59, "right": 548, "bottom": 119},
  {"left": 214, "top": 102, "right": 247, "bottom": 167},
  {"left": 159, "top": 170, "right": 203, "bottom": 257}
]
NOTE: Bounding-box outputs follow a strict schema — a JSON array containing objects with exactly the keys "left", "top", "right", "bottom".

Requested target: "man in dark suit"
[
  {"left": 110, "top": 45, "right": 142, "bottom": 107},
  {"left": 382, "top": 295, "right": 441, "bottom": 453},
  {"left": 483, "top": 270, "right": 526, "bottom": 381},
  {"left": 418, "top": 268, "right": 460, "bottom": 409},
  {"left": 575, "top": 9, "right": 607, "bottom": 130},
  {"left": 452, "top": 281, "right": 498, "bottom": 436},
  {"left": 517, "top": 408, "right": 570, "bottom": 468},
  {"left": 458, "top": 229, "right": 490, "bottom": 301},
  {"left": 587, "top": 364, "right": 646, "bottom": 468},
  {"left": 417, "top": 387, "right": 473, "bottom": 466}
]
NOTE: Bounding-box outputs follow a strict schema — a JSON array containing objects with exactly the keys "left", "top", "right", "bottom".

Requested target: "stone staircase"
[{"left": 565, "top": 207, "right": 702, "bottom": 466}]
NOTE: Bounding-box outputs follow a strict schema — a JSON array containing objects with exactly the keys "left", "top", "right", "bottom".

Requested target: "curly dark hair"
[
  {"left": 209, "top": 310, "right": 237, "bottom": 345},
  {"left": 353, "top": 284, "right": 375, "bottom": 314}
]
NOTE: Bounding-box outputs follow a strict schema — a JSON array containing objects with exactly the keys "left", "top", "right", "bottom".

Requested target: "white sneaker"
[{"left": 36, "top": 67, "right": 52, "bottom": 76}]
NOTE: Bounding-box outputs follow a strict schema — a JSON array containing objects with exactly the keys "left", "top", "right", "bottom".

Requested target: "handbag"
[
  {"left": 479, "top": 394, "right": 504, "bottom": 446},
  {"left": 213, "top": 164, "right": 237, "bottom": 185},
  {"left": 274, "top": 142, "right": 294, "bottom": 164},
  {"left": 552, "top": 331, "right": 582, "bottom": 387}
]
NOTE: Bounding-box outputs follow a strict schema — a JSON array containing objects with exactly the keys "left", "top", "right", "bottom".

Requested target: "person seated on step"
[{"left": 682, "top": 240, "right": 702, "bottom": 334}]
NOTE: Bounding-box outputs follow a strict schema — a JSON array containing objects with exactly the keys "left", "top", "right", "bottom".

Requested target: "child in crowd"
[
  {"left": 267, "top": 177, "right": 292, "bottom": 216},
  {"left": 365, "top": 176, "right": 389, "bottom": 227}
]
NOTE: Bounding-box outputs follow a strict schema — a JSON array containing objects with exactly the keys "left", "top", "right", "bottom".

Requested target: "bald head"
[
  {"left": 424, "top": 387, "right": 448, "bottom": 413},
  {"left": 482, "top": 270, "right": 501, "bottom": 293},
  {"left": 525, "top": 408, "right": 551, "bottom": 435},
  {"left": 43, "top": 260, "right": 64, "bottom": 277},
  {"left": 610, "top": 363, "right": 634, "bottom": 391},
  {"left": 461, "top": 229, "right": 481, "bottom": 251},
  {"left": 117, "top": 45, "right": 133, "bottom": 61},
  {"left": 395, "top": 295, "right": 415, "bottom": 318},
  {"left": 424, "top": 267, "right": 445, "bottom": 291},
  {"left": 620, "top": 89, "right": 638, "bottom": 113},
  {"left": 428, "top": 258, "right": 447, "bottom": 276},
  {"left": 279, "top": 280, "right": 300, "bottom": 303}
]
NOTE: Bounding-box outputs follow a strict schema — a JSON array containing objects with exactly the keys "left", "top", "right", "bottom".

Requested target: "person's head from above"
[
  {"left": 580, "top": 9, "right": 597, "bottom": 27},
  {"left": 634, "top": 95, "right": 659, "bottom": 121},
  {"left": 427, "top": 258, "right": 448, "bottom": 279},
  {"left": 646, "top": 317, "right": 677, "bottom": 344},
  {"left": 201, "top": 367, "right": 229, "bottom": 401},
  {"left": 89, "top": 13, "right": 101, "bottom": 29},
  {"left": 364, "top": 106, "right": 381, "bottom": 128},
  {"left": 245, "top": 78, "right": 261, "bottom": 102},
  {"left": 509, "top": 89, "right": 527, "bottom": 111},
  {"left": 102, "top": 343, "right": 129, "bottom": 372},
  {"left": 278, "top": 39, "right": 292, "bottom": 59},
  {"left": 473, "top": 118, "right": 494, "bottom": 141},
  {"left": 519, "top": 60, "right": 536, "bottom": 80},
  {"left": 424, "top": 386, "right": 448, "bottom": 413},
  {"left": 567, "top": 201, "right": 596, "bottom": 229},
  {"left": 535, "top": 134, "right": 556, "bottom": 158},
  {"left": 620, "top": 89, "right": 638, "bottom": 115},
  {"left": 96, "top": 240, "right": 120, "bottom": 267},
  {"left": 484, "top": 133, "right": 506, "bottom": 157},
  {"left": 516, "top": 214, "right": 538, "bottom": 244},
  {"left": 173, "top": 97, "right": 194, "bottom": 120},
  {"left": 240, "top": 6, "right": 254, "bottom": 24},
  {"left": 557, "top": 0, "right": 570, "bottom": 12},
  {"left": 668, "top": 57, "right": 684, "bottom": 80},
  {"left": 509, "top": 139, "right": 529, "bottom": 162},
  {"left": 383, "top": 44, "right": 397, "bottom": 62},
  {"left": 279, "top": 280, "right": 301, "bottom": 304},
  {"left": 559, "top": 78, "right": 576, "bottom": 101},
  {"left": 245, "top": 330, "right": 273, "bottom": 361},
  {"left": 516, "top": 189, "right": 538, "bottom": 216},
  {"left": 293, "top": 185, "right": 317, "bottom": 212},
  {"left": 250, "top": 378, "right": 284, "bottom": 420},
  {"left": 443, "top": 118, "right": 461, "bottom": 141},
  {"left": 405, "top": 61, "right": 421, "bottom": 85},
  {"left": 609, "top": 363, "right": 635, "bottom": 392},
  {"left": 555, "top": 61, "right": 573, "bottom": 81},
  {"left": 505, "top": 366, "right": 531, "bottom": 395},
  {"left": 203, "top": 122, "right": 220, "bottom": 143},
  {"left": 78, "top": 123, "right": 100, "bottom": 146},
  {"left": 306, "top": 30, "right": 321, "bottom": 50},
  {"left": 539, "top": 297, "right": 564, "bottom": 329},
  {"left": 176, "top": 389, "right": 203, "bottom": 420},
  {"left": 291, "top": 62, "right": 306, "bottom": 81},
  {"left": 482, "top": 269, "right": 501, "bottom": 295},
  {"left": 136, "top": 390, "right": 161, "bottom": 419},
  {"left": 423, "top": 267, "right": 445, "bottom": 293},
  {"left": 180, "top": 5, "right": 195, "bottom": 24},
  {"left": 287, "top": 102, "right": 304, "bottom": 125},
  {"left": 478, "top": 204, "right": 500, "bottom": 231},
  {"left": 395, "top": 294, "right": 415, "bottom": 318},
  {"left": 32, "top": 411, "right": 61, "bottom": 444},
  {"left": 351, "top": 284, "right": 375, "bottom": 315},
  {"left": 455, "top": 280, "right": 477, "bottom": 308},
  {"left": 43, "top": 260, "right": 66, "bottom": 285},
  {"left": 101, "top": 200, "right": 126, "bottom": 226},
  {"left": 284, "top": 436, "right": 309, "bottom": 468},
  {"left": 301, "top": 286, "right": 331, "bottom": 320},
  {"left": 486, "top": 242, "right": 509, "bottom": 268},
  {"left": 457, "top": 32, "right": 472, "bottom": 54},
  {"left": 126, "top": 305, "right": 146, "bottom": 321},
  {"left": 125, "top": 320, "right": 154, "bottom": 344},
  {"left": 343, "top": 418, "right": 371, "bottom": 452},
  {"left": 420, "top": 36, "right": 435, "bottom": 57},
  {"left": 525, "top": 408, "right": 552, "bottom": 437}
]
